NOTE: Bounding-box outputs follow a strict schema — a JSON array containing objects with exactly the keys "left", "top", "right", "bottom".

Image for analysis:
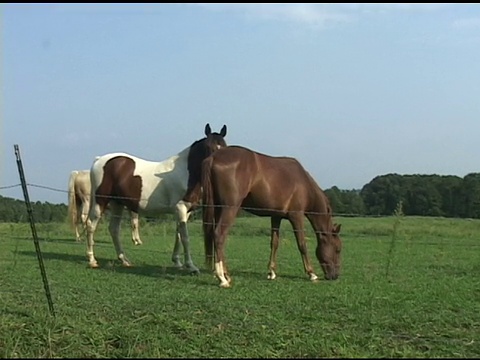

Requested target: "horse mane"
[
  {"left": 308, "top": 171, "right": 331, "bottom": 207},
  {"left": 201, "top": 155, "right": 216, "bottom": 270}
]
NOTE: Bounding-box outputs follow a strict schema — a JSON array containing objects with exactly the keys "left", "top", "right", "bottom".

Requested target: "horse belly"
[
  {"left": 137, "top": 177, "right": 187, "bottom": 215},
  {"left": 243, "top": 185, "right": 290, "bottom": 216}
]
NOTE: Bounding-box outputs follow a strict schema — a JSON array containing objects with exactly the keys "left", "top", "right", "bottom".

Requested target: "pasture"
[{"left": 0, "top": 215, "right": 479, "bottom": 358}]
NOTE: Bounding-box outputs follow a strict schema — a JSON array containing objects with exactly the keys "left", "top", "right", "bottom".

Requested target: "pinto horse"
[
  {"left": 67, "top": 170, "right": 142, "bottom": 244},
  {"left": 86, "top": 123, "right": 227, "bottom": 273},
  {"left": 202, "top": 145, "right": 342, "bottom": 287}
]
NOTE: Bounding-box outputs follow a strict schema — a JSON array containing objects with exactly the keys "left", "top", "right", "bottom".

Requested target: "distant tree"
[
  {"left": 325, "top": 187, "right": 365, "bottom": 216},
  {"left": 324, "top": 187, "right": 344, "bottom": 214},
  {"left": 462, "top": 173, "right": 480, "bottom": 218},
  {"left": 360, "top": 174, "right": 404, "bottom": 215},
  {"left": 0, "top": 195, "right": 67, "bottom": 223},
  {"left": 434, "top": 175, "right": 463, "bottom": 217},
  {"left": 342, "top": 189, "right": 365, "bottom": 215},
  {"left": 403, "top": 175, "right": 442, "bottom": 216}
]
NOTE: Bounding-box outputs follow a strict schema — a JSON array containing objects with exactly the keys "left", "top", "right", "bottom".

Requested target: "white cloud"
[
  {"left": 195, "top": 3, "right": 453, "bottom": 28},
  {"left": 196, "top": 4, "right": 349, "bottom": 28},
  {"left": 233, "top": 4, "right": 351, "bottom": 27}
]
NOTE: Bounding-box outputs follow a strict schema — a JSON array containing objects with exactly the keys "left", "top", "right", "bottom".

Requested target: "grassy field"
[{"left": 0, "top": 215, "right": 479, "bottom": 358}]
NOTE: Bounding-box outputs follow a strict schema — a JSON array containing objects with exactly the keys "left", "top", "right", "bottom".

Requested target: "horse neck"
[
  {"left": 309, "top": 186, "right": 335, "bottom": 233},
  {"left": 175, "top": 146, "right": 191, "bottom": 162},
  {"left": 161, "top": 146, "right": 190, "bottom": 168}
]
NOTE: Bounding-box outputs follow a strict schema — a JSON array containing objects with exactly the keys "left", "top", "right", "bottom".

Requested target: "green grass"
[{"left": 0, "top": 216, "right": 479, "bottom": 358}]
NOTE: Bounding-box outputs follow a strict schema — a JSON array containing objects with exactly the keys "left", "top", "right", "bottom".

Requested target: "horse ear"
[
  {"left": 333, "top": 223, "right": 341, "bottom": 234},
  {"left": 205, "top": 123, "right": 212, "bottom": 136},
  {"left": 220, "top": 125, "right": 227, "bottom": 137}
]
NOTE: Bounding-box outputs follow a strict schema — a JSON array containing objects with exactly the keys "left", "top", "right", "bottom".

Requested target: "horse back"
[
  {"left": 90, "top": 152, "right": 189, "bottom": 213},
  {"left": 209, "top": 146, "right": 317, "bottom": 214},
  {"left": 251, "top": 152, "right": 316, "bottom": 212}
]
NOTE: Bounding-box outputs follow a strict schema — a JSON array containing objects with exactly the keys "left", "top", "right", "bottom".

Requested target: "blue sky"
[{"left": 2, "top": 3, "right": 480, "bottom": 205}]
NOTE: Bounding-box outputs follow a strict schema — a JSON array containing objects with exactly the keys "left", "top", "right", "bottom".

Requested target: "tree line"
[
  {"left": 324, "top": 172, "right": 480, "bottom": 218},
  {"left": 0, "top": 196, "right": 68, "bottom": 223},
  {"left": 1, "top": 172, "right": 479, "bottom": 223}
]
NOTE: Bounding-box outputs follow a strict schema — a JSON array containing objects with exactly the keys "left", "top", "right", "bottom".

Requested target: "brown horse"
[{"left": 202, "top": 145, "right": 342, "bottom": 287}]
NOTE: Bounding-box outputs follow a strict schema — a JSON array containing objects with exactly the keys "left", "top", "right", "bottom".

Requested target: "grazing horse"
[
  {"left": 86, "top": 123, "right": 227, "bottom": 273},
  {"left": 202, "top": 145, "right": 342, "bottom": 287},
  {"left": 67, "top": 170, "right": 142, "bottom": 245}
]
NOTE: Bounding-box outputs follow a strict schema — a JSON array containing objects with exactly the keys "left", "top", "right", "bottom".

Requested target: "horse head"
[
  {"left": 316, "top": 223, "right": 342, "bottom": 280},
  {"left": 204, "top": 123, "right": 227, "bottom": 154},
  {"left": 183, "top": 123, "right": 228, "bottom": 207}
]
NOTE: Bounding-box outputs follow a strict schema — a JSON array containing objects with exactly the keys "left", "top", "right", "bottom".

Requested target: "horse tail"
[
  {"left": 202, "top": 156, "right": 215, "bottom": 271},
  {"left": 67, "top": 171, "right": 78, "bottom": 229}
]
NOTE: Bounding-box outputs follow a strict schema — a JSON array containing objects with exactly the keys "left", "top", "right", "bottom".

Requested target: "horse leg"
[
  {"left": 174, "top": 200, "right": 199, "bottom": 274},
  {"left": 171, "top": 225, "right": 183, "bottom": 268},
  {"left": 213, "top": 206, "right": 238, "bottom": 288},
  {"left": 108, "top": 203, "right": 131, "bottom": 267},
  {"left": 75, "top": 219, "right": 82, "bottom": 242},
  {"left": 267, "top": 216, "right": 282, "bottom": 280},
  {"left": 289, "top": 214, "right": 319, "bottom": 281},
  {"left": 85, "top": 202, "right": 102, "bottom": 268},
  {"left": 78, "top": 198, "right": 89, "bottom": 242},
  {"left": 213, "top": 231, "right": 230, "bottom": 288},
  {"left": 130, "top": 211, "right": 142, "bottom": 245},
  {"left": 75, "top": 202, "right": 83, "bottom": 242}
]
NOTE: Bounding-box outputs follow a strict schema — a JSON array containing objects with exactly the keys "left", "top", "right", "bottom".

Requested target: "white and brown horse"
[
  {"left": 67, "top": 170, "right": 142, "bottom": 244},
  {"left": 85, "top": 123, "right": 227, "bottom": 273}
]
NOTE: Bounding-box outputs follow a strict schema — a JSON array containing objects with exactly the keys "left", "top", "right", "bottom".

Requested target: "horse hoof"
[
  {"left": 219, "top": 282, "right": 231, "bottom": 288},
  {"left": 190, "top": 269, "right": 200, "bottom": 276},
  {"left": 88, "top": 262, "right": 99, "bottom": 269},
  {"left": 267, "top": 272, "right": 276, "bottom": 280}
]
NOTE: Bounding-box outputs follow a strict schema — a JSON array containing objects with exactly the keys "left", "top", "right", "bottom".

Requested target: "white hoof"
[
  {"left": 267, "top": 271, "right": 277, "bottom": 280},
  {"left": 219, "top": 281, "right": 231, "bottom": 288}
]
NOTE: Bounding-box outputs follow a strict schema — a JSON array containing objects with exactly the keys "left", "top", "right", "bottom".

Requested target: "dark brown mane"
[{"left": 201, "top": 145, "right": 342, "bottom": 288}]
